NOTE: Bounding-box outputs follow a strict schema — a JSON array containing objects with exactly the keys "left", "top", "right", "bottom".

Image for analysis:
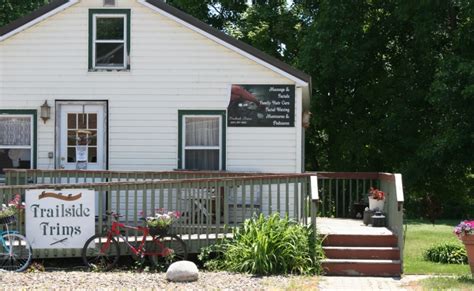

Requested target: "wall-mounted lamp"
[
  {"left": 302, "top": 110, "right": 312, "bottom": 129},
  {"left": 40, "top": 100, "right": 51, "bottom": 124}
]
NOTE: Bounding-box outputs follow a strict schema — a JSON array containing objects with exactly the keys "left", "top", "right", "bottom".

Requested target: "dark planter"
[
  {"left": 0, "top": 215, "right": 16, "bottom": 225},
  {"left": 363, "top": 209, "right": 374, "bottom": 225},
  {"left": 149, "top": 226, "right": 170, "bottom": 237}
]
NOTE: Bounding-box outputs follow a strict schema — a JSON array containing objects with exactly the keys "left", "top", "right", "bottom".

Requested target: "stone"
[{"left": 166, "top": 260, "right": 199, "bottom": 282}]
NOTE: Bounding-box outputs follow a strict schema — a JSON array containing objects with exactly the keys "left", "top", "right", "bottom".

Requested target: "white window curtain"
[
  {"left": 0, "top": 116, "right": 33, "bottom": 175},
  {"left": 184, "top": 117, "right": 220, "bottom": 170},
  {"left": 185, "top": 117, "right": 219, "bottom": 146},
  {"left": 0, "top": 117, "right": 31, "bottom": 146}
]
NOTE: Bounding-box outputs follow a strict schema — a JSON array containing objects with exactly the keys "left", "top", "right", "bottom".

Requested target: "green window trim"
[
  {"left": 178, "top": 110, "right": 227, "bottom": 170},
  {"left": 88, "top": 9, "right": 131, "bottom": 71},
  {"left": 0, "top": 110, "right": 38, "bottom": 180}
]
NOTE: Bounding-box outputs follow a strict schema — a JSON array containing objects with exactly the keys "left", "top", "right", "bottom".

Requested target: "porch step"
[
  {"left": 321, "top": 259, "right": 402, "bottom": 277},
  {"left": 321, "top": 233, "right": 401, "bottom": 276},
  {"left": 322, "top": 234, "right": 398, "bottom": 247},
  {"left": 323, "top": 246, "right": 400, "bottom": 260}
]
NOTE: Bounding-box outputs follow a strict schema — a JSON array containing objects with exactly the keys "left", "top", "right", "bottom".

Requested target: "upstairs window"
[{"left": 89, "top": 9, "right": 130, "bottom": 70}]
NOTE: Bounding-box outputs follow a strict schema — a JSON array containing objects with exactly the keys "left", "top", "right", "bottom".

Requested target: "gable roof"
[{"left": 0, "top": 0, "right": 311, "bottom": 87}]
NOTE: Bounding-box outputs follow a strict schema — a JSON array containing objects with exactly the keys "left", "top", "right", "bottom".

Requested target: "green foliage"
[
  {"left": 199, "top": 214, "right": 324, "bottom": 275},
  {"left": 424, "top": 243, "right": 468, "bottom": 265},
  {"left": 0, "top": 0, "right": 50, "bottom": 27},
  {"left": 198, "top": 239, "right": 229, "bottom": 271},
  {"left": 404, "top": 219, "right": 471, "bottom": 275},
  {"left": 26, "top": 261, "right": 45, "bottom": 273},
  {"left": 418, "top": 275, "right": 474, "bottom": 290}
]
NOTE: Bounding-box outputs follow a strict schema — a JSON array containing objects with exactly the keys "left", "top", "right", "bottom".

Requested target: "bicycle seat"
[{"left": 106, "top": 211, "right": 123, "bottom": 219}]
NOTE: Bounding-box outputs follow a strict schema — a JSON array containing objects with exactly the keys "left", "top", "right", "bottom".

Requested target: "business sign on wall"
[
  {"left": 228, "top": 84, "right": 295, "bottom": 127},
  {"left": 25, "top": 189, "right": 95, "bottom": 249}
]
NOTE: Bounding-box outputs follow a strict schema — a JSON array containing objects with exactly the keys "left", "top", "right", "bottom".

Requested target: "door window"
[{"left": 67, "top": 113, "right": 98, "bottom": 163}]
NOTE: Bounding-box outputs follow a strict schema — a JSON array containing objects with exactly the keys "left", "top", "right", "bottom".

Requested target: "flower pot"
[
  {"left": 461, "top": 235, "right": 474, "bottom": 275},
  {"left": 368, "top": 197, "right": 385, "bottom": 211}
]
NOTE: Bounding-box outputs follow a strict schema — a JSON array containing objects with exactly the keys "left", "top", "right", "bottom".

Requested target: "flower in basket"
[
  {"left": 368, "top": 187, "right": 385, "bottom": 201},
  {"left": 0, "top": 194, "right": 25, "bottom": 220},
  {"left": 454, "top": 220, "right": 474, "bottom": 238},
  {"left": 144, "top": 209, "right": 181, "bottom": 231}
]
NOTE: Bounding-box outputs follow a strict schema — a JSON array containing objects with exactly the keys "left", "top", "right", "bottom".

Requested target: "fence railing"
[
  {"left": 4, "top": 169, "right": 277, "bottom": 186},
  {"left": 1, "top": 169, "right": 404, "bottom": 260},
  {"left": 0, "top": 171, "right": 316, "bottom": 257},
  {"left": 312, "top": 172, "right": 380, "bottom": 218}
]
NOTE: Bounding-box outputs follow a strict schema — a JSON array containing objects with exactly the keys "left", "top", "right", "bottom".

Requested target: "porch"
[{"left": 1, "top": 169, "right": 404, "bottom": 274}]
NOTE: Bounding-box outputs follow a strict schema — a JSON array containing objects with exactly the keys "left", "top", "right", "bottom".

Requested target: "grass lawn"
[
  {"left": 404, "top": 219, "right": 471, "bottom": 275},
  {"left": 414, "top": 275, "right": 474, "bottom": 290}
]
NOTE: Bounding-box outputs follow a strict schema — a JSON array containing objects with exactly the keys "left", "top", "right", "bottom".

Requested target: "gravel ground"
[{"left": 0, "top": 271, "right": 319, "bottom": 290}]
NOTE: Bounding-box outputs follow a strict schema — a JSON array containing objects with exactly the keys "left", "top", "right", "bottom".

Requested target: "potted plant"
[
  {"left": 454, "top": 220, "right": 474, "bottom": 274},
  {"left": 368, "top": 187, "right": 385, "bottom": 211},
  {"left": 144, "top": 209, "right": 181, "bottom": 236},
  {"left": 0, "top": 194, "right": 25, "bottom": 225}
]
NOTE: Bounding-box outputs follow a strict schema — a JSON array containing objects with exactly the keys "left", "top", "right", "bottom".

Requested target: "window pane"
[
  {"left": 67, "top": 131, "right": 76, "bottom": 146},
  {"left": 88, "top": 147, "right": 97, "bottom": 163},
  {"left": 185, "top": 149, "right": 219, "bottom": 170},
  {"left": 78, "top": 114, "right": 86, "bottom": 129},
  {"left": 185, "top": 117, "right": 219, "bottom": 146},
  {"left": 88, "top": 114, "right": 97, "bottom": 129},
  {"left": 0, "top": 149, "right": 31, "bottom": 174},
  {"left": 0, "top": 116, "right": 31, "bottom": 146},
  {"left": 67, "top": 114, "right": 76, "bottom": 129},
  {"left": 96, "top": 43, "right": 124, "bottom": 67},
  {"left": 88, "top": 131, "right": 97, "bottom": 146},
  {"left": 67, "top": 147, "right": 76, "bottom": 163},
  {"left": 96, "top": 17, "right": 124, "bottom": 40}
]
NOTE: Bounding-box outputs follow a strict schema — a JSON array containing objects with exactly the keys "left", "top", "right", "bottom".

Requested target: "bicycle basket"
[
  {"left": 149, "top": 225, "right": 170, "bottom": 236},
  {"left": 0, "top": 215, "right": 16, "bottom": 225}
]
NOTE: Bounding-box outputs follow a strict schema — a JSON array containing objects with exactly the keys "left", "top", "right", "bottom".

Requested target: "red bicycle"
[{"left": 81, "top": 212, "right": 187, "bottom": 270}]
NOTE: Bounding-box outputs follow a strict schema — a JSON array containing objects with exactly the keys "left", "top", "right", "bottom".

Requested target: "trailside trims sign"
[
  {"left": 25, "top": 189, "right": 95, "bottom": 249},
  {"left": 228, "top": 84, "right": 295, "bottom": 127}
]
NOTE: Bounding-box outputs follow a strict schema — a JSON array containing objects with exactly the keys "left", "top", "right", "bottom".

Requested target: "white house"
[{"left": 0, "top": 0, "right": 311, "bottom": 181}]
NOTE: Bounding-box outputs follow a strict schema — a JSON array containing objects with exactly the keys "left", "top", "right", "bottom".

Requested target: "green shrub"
[
  {"left": 423, "top": 243, "right": 468, "bottom": 264},
  {"left": 199, "top": 213, "right": 324, "bottom": 275},
  {"left": 197, "top": 239, "right": 230, "bottom": 271}
]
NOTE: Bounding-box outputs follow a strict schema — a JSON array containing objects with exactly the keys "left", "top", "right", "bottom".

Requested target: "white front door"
[{"left": 57, "top": 102, "right": 107, "bottom": 170}]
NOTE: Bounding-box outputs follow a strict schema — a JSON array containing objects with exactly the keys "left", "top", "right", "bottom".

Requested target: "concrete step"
[
  {"left": 322, "top": 259, "right": 402, "bottom": 277},
  {"left": 323, "top": 246, "right": 400, "bottom": 260},
  {"left": 322, "top": 234, "right": 398, "bottom": 247}
]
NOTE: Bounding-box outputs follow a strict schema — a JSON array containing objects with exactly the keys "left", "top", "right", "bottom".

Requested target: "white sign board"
[{"left": 25, "top": 189, "right": 95, "bottom": 249}]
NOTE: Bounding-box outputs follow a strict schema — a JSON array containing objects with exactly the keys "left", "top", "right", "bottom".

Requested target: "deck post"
[{"left": 310, "top": 176, "right": 319, "bottom": 239}]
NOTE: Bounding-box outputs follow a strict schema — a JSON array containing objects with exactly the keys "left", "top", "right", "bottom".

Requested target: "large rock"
[{"left": 166, "top": 260, "right": 199, "bottom": 282}]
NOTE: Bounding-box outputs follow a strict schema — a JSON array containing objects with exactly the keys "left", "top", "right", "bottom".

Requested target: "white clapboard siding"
[{"left": 0, "top": 0, "right": 303, "bottom": 177}]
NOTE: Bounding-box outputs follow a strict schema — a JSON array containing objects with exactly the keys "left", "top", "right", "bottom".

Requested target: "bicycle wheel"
[
  {"left": 0, "top": 233, "right": 32, "bottom": 272},
  {"left": 82, "top": 234, "right": 120, "bottom": 271},
  {"left": 147, "top": 234, "right": 187, "bottom": 267}
]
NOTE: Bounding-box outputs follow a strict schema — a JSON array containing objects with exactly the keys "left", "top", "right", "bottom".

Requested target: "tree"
[{"left": 0, "top": 0, "right": 49, "bottom": 27}]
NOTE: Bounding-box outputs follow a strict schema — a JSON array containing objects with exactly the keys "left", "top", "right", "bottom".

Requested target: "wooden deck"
[{"left": 316, "top": 217, "right": 394, "bottom": 236}]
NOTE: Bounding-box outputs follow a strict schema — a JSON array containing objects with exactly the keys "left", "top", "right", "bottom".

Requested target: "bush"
[
  {"left": 199, "top": 213, "right": 324, "bottom": 275},
  {"left": 423, "top": 243, "right": 468, "bottom": 264}
]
